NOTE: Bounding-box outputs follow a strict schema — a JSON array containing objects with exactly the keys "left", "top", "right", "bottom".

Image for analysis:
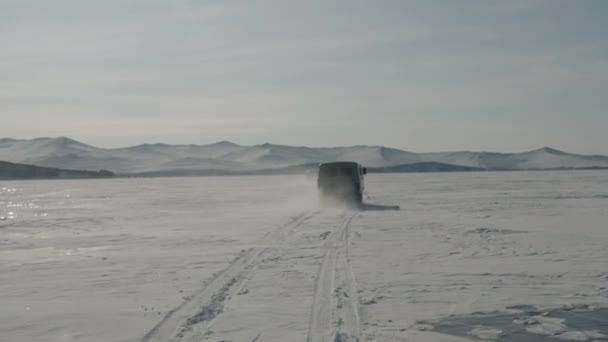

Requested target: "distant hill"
[
  {"left": 1, "top": 137, "right": 607, "bottom": 174},
  {"left": 370, "top": 162, "right": 485, "bottom": 173},
  {"left": 126, "top": 162, "right": 485, "bottom": 178},
  {"left": 0, "top": 160, "right": 114, "bottom": 180},
  {"left": 127, "top": 163, "right": 321, "bottom": 177}
]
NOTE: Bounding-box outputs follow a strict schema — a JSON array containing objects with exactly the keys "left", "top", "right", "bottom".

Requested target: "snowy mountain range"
[
  {"left": 0, "top": 160, "right": 114, "bottom": 180},
  {"left": 1, "top": 137, "right": 607, "bottom": 174}
]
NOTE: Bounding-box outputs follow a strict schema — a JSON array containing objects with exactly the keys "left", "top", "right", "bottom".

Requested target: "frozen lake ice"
[{"left": 1, "top": 171, "right": 607, "bottom": 341}]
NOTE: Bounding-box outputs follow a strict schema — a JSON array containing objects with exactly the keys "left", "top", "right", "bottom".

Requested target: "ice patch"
[
  {"left": 468, "top": 326, "right": 502, "bottom": 340},
  {"left": 432, "top": 306, "right": 608, "bottom": 342},
  {"left": 554, "top": 330, "right": 606, "bottom": 341},
  {"left": 561, "top": 304, "right": 598, "bottom": 312},
  {"left": 519, "top": 316, "right": 567, "bottom": 336}
]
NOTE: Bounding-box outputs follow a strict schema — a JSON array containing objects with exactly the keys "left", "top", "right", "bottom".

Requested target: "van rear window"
[
  {"left": 319, "top": 166, "right": 338, "bottom": 176},
  {"left": 319, "top": 165, "right": 357, "bottom": 177},
  {"left": 339, "top": 167, "right": 354, "bottom": 176}
]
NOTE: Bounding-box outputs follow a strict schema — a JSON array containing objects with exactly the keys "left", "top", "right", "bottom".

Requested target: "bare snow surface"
[{"left": 1, "top": 171, "right": 608, "bottom": 342}]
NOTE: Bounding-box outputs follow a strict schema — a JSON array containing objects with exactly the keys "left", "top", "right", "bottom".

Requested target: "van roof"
[{"left": 319, "top": 161, "right": 361, "bottom": 167}]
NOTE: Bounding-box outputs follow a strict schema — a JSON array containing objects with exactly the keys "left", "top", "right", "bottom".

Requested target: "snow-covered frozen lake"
[{"left": 1, "top": 171, "right": 607, "bottom": 342}]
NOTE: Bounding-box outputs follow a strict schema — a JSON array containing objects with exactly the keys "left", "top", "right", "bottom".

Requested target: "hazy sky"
[{"left": 1, "top": 0, "right": 607, "bottom": 153}]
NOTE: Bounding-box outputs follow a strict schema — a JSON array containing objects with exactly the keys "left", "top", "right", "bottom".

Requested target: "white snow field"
[{"left": 1, "top": 171, "right": 607, "bottom": 342}]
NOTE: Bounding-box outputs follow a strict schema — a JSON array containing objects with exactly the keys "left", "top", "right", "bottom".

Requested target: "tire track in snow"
[
  {"left": 141, "top": 211, "right": 318, "bottom": 342},
  {"left": 335, "top": 213, "right": 362, "bottom": 342},
  {"left": 307, "top": 212, "right": 361, "bottom": 342}
]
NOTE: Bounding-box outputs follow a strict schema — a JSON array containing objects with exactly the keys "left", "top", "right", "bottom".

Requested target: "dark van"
[{"left": 317, "top": 161, "right": 367, "bottom": 204}]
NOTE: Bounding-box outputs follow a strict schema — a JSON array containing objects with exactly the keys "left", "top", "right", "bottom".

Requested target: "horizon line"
[{"left": 1, "top": 136, "right": 606, "bottom": 157}]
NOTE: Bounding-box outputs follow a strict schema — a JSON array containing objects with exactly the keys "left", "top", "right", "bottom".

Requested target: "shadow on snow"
[{"left": 357, "top": 202, "right": 400, "bottom": 211}]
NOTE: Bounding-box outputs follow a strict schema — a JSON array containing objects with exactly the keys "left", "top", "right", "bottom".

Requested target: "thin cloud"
[{"left": 1, "top": 0, "right": 606, "bottom": 153}]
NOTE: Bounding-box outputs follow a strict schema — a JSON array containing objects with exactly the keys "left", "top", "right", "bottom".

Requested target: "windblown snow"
[
  {"left": 1, "top": 137, "right": 607, "bottom": 173},
  {"left": 1, "top": 171, "right": 607, "bottom": 342}
]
